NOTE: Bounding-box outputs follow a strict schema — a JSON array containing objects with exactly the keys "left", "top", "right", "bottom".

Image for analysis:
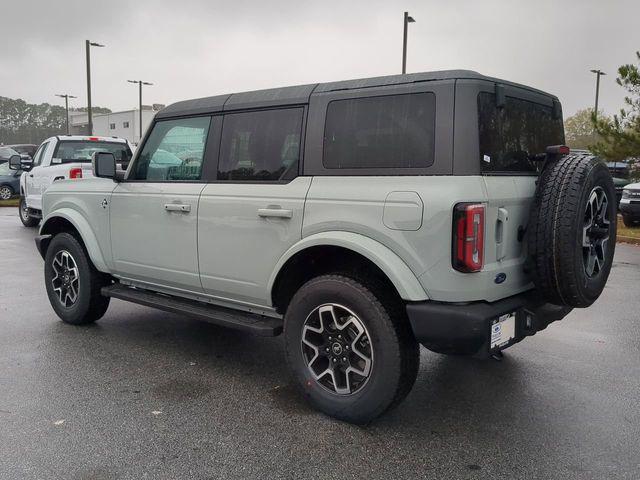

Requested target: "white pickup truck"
[{"left": 12, "top": 135, "right": 132, "bottom": 227}]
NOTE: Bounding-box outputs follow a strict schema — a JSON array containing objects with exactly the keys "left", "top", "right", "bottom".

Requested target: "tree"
[
  {"left": 564, "top": 108, "right": 603, "bottom": 150},
  {"left": 591, "top": 51, "right": 640, "bottom": 166},
  {"left": 70, "top": 106, "right": 112, "bottom": 114},
  {"left": 0, "top": 97, "right": 112, "bottom": 145}
]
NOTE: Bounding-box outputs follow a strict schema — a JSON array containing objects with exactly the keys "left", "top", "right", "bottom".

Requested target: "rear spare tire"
[{"left": 528, "top": 153, "right": 616, "bottom": 308}]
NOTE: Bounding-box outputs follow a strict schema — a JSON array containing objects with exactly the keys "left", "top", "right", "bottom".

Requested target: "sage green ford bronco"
[{"left": 36, "top": 71, "right": 616, "bottom": 423}]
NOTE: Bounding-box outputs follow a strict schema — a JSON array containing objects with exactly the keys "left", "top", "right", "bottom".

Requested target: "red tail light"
[
  {"left": 69, "top": 167, "right": 83, "bottom": 179},
  {"left": 452, "top": 203, "right": 485, "bottom": 272}
]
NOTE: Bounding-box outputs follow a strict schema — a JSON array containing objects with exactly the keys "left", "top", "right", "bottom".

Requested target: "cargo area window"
[
  {"left": 478, "top": 92, "right": 564, "bottom": 173},
  {"left": 53, "top": 141, "right": 132, "bottom": 165},
  {"left": 323, "top": 92, "right": 436, "bottom": 169},
  {"left": 218, "top": 108, "right": 303, "bottom": 182},
  {"left": 130, "top": 116, "right": 210, "bottom": 181}
]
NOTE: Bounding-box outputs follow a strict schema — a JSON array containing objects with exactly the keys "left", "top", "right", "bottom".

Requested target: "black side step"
[{"left": 101, "top": 284, "right": 283, "bottom": 337}]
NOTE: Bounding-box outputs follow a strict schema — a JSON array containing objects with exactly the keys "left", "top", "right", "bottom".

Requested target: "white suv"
[{"left": 13, "top": 135, "right": 132, "bottom": 227}]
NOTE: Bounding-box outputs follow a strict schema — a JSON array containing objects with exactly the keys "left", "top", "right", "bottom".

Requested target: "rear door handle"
[
  {"left": 164, "top": 203, "right": 191, "bottom": 213},
  {"left": 496, "top": 207, "right": 508, "bottom": 261},
  {"left": 257, "top": 207, "right": 293, "bottom": 219}
]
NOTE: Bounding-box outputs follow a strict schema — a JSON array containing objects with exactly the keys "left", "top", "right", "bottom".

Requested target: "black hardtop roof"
[{"left": 156, "top": 70, "right": 557, "bottom": 119}]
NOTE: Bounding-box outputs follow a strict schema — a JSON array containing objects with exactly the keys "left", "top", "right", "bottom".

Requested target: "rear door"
[
  {"left": 475, "top": 85, "right": 564, "bottom": 283},
  {"left": 109, "top": 116, "right": 213, "bottom": 293},
  {"left": 198, "top": 107, "right": 310, "bottom": 309}
]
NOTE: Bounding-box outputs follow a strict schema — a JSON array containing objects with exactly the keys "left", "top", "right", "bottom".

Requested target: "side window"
[
  {"left": 218, "top": 108, "right": 303, "bottom": 181},
  {"left": 32, "top": 141, "right": 49, "bottom": 167},
  {"left": 323, "top": 92, "right": 436, "bottom": 169},
  {"left": 130, "top": 116, "right": 211, "bottom": 181}
]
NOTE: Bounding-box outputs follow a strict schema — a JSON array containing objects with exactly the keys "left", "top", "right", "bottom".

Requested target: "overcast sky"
[{"left": 1, "top": 0, "right": 638, "bottom": 118}]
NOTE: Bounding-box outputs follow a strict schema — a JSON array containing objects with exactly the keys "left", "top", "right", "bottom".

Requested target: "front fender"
[
  {"left": 269, "top": 231, "right": 429, "bottom": 301},
  {"left": 40, "top": 208, "right": 108, "bottom": 272}
]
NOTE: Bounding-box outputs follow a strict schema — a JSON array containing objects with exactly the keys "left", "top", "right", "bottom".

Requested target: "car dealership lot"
[{"left": 1, "top": 211, "right": 639, "bottom": 480}]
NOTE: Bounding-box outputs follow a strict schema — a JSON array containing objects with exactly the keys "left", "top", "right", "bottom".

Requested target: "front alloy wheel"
[
  {"left": 51, "top": 250, "right": 80, "bottom": 307},
  {"left": 301, "top": 303, "right": 373, "bottom": 395}
]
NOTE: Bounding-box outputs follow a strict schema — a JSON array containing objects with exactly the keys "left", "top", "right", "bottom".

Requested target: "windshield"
[
  {"left": 478, "top": 92, "right": 565, "bottom": 173},
  {"left": 0, "top": 162, "right": 13, "bottom": 175},
  {"left": 53, "top": 141, "right": 132, "bottom": 164},
  {"left": 0, "top": 147, "right": 19, "bottom": 161}
]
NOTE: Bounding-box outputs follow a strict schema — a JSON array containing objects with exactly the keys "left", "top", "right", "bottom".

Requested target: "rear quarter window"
[{"left": 323, "top": 92, "right": 436, "bottom": 169}]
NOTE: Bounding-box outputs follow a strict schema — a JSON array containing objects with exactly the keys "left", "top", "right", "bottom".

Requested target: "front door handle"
[
  {"left": 164, "top": 203, "right": 191, "bottom": 213},
  {"left": 257, "top": 207, "right": 293, "bottom": 219}
]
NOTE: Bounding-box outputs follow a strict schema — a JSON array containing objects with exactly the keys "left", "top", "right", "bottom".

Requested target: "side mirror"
[
  {"left": 9, "top": 155, "right": 30, "bottom": 171},
  {"left": 92, "top": 152, "right": 117, "bottom": 180},
  {"left": 9, "top": 155, "right": 22, "bottom": 170}
]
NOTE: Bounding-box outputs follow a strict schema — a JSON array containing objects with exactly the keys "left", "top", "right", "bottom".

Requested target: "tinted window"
[
  {"left": 323, "top": 93, "right": 436, "bottom": 169},
  {"left": 131, "top": 117, "right": 211, "bottom": 181},
  {"left": 54, "top": 141, "right": 132, "bottom": 164},
  {"left": 478, "top": 93, "right": 565, "bottom": 173},
  {"left": 218, "top": 108, "right": 303, "bottom": 181}
]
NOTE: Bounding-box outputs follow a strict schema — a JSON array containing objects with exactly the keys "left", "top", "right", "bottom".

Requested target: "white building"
[{"left": 69, "top": 104, "right": 165, "bottom": 145}]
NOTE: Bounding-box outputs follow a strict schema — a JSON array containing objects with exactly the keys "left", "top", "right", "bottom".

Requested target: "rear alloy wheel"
[
  {"left": 285, "top": 274, "right": 419, "bottom": 424},
  {"left": 19, "top": 196, "right": 39, "bottom": 227},
  {"left": 301, "top": 303, "right": 373, "bottom": 395},
  {"left": 0, "top": 185, "right": 13, "bottom": 200}
]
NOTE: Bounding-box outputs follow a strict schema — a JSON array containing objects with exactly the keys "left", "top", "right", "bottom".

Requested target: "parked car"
[
  {"left": 0, "top": 161, "right": 22, "bottom": 200},
  {"left": 6, "top": 143, "right": 38, "bottom": 158},
  {"left": 613, "top": 177, "right": 630, "bottom": 206},
  {"left": 35, "top": 71, "right": 616, "bottom": 424},
  {"left": 0, "top": 146, "right": 23, "bottom": 165},
  {"left": 9, "top": 135, "right": 133, "bottom": 227},
  {"left": 620, "top": 182, "right": 640, "bottom": 227}
]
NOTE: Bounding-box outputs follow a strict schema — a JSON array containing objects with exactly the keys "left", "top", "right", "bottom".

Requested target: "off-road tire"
[
  {"left": 528, "top": 154, "right": 616, "bottom": 308},
  {"left": 44, "top": 232, "right": 111, "bottom": 325},
  {"left": 622, "top": 214, "right": 639, "bottom": 228},
  {"left": 284, "top": 274, "right": 419, "bottom": 424},
  {"left": 19, "top": 196, "right": 39, "bottom": 227}
]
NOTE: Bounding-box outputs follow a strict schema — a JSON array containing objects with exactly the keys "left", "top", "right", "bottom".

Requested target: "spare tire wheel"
[{"left": 527, "top": 153, "right": 616, "bottom": 308}]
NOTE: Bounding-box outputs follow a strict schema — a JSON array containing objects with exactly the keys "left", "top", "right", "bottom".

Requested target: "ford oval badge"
[{"left": 495, "top": 273, "right": 507, "bottom": 284}]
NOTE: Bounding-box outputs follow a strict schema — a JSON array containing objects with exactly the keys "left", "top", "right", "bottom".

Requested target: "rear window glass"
[
  {"left": 323, "top": 93, "right": 436, "bottom": 169},
  {"left": 53, "top": 141, "right": 132, "bottom": 164},
  {"left": 478, "top": 93, "right": 564, "bottom": 173}
]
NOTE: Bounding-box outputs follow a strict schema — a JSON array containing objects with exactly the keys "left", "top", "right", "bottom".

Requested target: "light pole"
[
  {"left": 127, "top": 80, "right": 153, "bottom": 143},
  {"left": 590, "top": 69, "right": 606, "bottom": 121},
  {"left": 86, "top": 40, "right": 105, "bottom": 135},
  {"left": 55, "top": 94, "right": 77, "bottom": 135},
  {"left": 402, "top": 12, "right": 416, "bottom": 74}
]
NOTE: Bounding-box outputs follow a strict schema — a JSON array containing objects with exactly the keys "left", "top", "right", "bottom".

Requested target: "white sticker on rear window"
[{"left": 483, "top": 154, "right": 491, "bottom": 163}]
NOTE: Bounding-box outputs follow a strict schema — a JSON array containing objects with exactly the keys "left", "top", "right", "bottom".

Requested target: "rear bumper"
[{"left": 406, "top": 291, "right": 572, "bottom": 357}]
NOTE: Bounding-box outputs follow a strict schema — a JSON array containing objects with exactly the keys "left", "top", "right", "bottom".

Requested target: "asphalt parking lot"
[{"left": 1, "top": 210, "right": 639, "bottom": 480}]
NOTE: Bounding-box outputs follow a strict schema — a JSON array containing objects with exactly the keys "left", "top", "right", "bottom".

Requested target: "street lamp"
[
  {"left": 127, "top": 80, "right": 153, "bottom": 143},
  {"left": 590, "top": 69, "right": 606, "bottom": 121},
  {"left": 55, "top": 94, "right": 77, "bottom": 135},
  {"left": 402, "top": 12, "right": 416, "bottom": 74},
  {"left": 86, "top": 40, "right": 105, "bottom": 135}
]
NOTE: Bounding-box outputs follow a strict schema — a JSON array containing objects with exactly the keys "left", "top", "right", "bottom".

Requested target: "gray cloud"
[{"left": 1, "top": 0, "right": 638, "bottom": 118}]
